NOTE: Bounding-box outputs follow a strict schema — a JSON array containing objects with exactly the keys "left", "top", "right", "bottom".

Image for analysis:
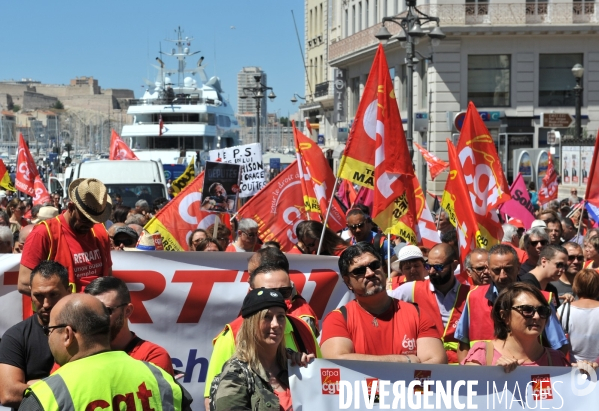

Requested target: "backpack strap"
[
  {"left": 339, "top": 306, "right": 348, "bottom": 322},
  {"left": 485, "top": 341, "right": 494, "bottom": 366}
]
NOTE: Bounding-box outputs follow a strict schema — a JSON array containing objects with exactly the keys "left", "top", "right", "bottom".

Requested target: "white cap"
[
  {"left": 397, "top": 245, "right": 425, "bottom": 262},
  {"left": 531, "top": 220, "right": 547, "bottom": 229}
]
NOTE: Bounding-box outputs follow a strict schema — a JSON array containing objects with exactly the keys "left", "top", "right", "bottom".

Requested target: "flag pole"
[
  {"left": 387, "top": 233, "right": 391, "bottom": 280},
  {"left": 317, "top": 177, "right": 341, "bottom": 255},
  {"left": 576, "top": 200, "right": 585, "bottom": 238}
]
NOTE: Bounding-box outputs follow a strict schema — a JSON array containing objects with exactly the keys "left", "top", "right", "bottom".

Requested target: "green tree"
[
  {"left": 279, "top": 117, "right": 289, "bottom": 127},
  {"left": 11, "top": 104, "right": 20, "bottom": 112},
  {"left": 52, "top": 100, "right": 64, "bottom": 110}
]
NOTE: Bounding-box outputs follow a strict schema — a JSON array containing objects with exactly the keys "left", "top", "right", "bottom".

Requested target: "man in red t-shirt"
[
  {"left": 321, "top": 242, "right": 447, "bottom": 364},
  {"left": 84, "top": 277, "right": 174, "bottom": 376},
  {"left": 18, "top": 178, "right": 113, "bottom": 295}
]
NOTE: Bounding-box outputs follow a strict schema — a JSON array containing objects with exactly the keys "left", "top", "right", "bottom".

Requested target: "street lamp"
[
  {"left": 239, "top": 75, "right": 276, "bottom": 145},
  {"left": 290, "top": 94, "right": 307, "bottom": 104},
  {"left": 572, "top": 63, "right": 584, "bottom": 139},
  {"left": 375, "top": 0, "right": 445, "bottom": 159}
]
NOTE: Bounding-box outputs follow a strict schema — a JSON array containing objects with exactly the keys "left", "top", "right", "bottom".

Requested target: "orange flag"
[
  {"left": 538, "top": 152, "right": 558, "bottom": 205},
  {"left": 414, "top": 142, "right": 449, "bottom": 181},
  {"left": 442, "top": 139, "right": 487, "bottom": 264},
  {"left": 143, "top": 171, "right": 233, "bottom": 251},
  {"left": 33, "top": 175, "right": 51, "bottom": 205},
  {"left": 456, "top": 102, "right": 509, "bottom": 246},
  {"left": 16, "top": 134, "right": 39, "bottom": 196},
  {"left": 293, "top": 122, "right": 346, "bottom": 233},
  {"left": 237, "top": 161, "right": 306, "bottom": 251},
  {"left": 411, "top": 174, "right": 441, "bottom": 248},
  {"left": 0, "top": 159, "right": 15, "bottom": 191},
  {"left": 109, "top": 130, "right": 139, "bottom": 160}
]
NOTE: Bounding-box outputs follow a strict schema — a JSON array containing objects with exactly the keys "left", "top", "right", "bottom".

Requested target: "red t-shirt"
[
  {"left": 321, "top": 299, "right": 440, "bottom": 356},
  {"left": 21, "top": 214, "right": 112, "bottom": 284},
  {"left": 127, "top": 333, "right": 174, "bottom": 376}
]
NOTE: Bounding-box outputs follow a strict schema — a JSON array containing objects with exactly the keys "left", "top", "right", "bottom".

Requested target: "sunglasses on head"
[
  {"left": 568, "top": 255, "right": 584, "bottom": 262},
  {"left": 511, "top": 304, "right": 552, "bottom": 319},
  {"left": 530, "top": 240, "right": 548, "bottom": 246},
  {"left": 349, "top": 260, "right": 382, "bottom": 277}
]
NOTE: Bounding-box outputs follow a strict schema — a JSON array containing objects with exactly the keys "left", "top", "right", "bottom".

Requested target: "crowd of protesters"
[{"left": 2, "top": 176, "right": 599, "bottom": 411}]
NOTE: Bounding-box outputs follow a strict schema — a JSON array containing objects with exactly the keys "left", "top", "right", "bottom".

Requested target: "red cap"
[{"left": 508, "top": 218, "right": 524, "bottom": 229}]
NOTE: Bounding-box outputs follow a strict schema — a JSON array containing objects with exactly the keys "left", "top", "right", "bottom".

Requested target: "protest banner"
[
  {"left": 201, "top": 161, "right": 242, "bottom": 213},
  {"left": 0, "top": 252, "right": 350, "bottom": 411},
  {"left": 209, "top": 143, "right": 265, "bottom": 197},
  {"left": 290, "top": 358, "right": 599, "bottom": 410}
]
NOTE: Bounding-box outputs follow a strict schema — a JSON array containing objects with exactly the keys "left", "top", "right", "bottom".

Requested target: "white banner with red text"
[
  {"left": 0, "top": 252, "right": 350, "bottom": 411},
  {"left": 290, "top": 358, "right": 599, "bottom": 410}
]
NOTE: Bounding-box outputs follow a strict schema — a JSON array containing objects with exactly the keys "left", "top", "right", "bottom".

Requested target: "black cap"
[{"left": 241, "top": 288, "right": 287, "bottom": 318}]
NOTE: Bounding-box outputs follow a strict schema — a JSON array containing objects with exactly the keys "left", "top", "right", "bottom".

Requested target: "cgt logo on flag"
[
  {"left": 321, "top": 368, "right": 340, "bottom": 395},
  {"left": 531, "top": 374, "right": 553, "bottom": 400},
  {"left": 365, "top": 378, "right": 380, "bottom": 403},
  {"left": 413, "top": 370, "right": 432, "bottom": 394}
]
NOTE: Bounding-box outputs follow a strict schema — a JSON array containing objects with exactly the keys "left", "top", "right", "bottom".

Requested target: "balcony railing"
[
  {"left": 314, "top": 81, "right": 330, "bottom": 98},
  {"left": 330, "top": 2, "right": 598, "bottom": 62}
]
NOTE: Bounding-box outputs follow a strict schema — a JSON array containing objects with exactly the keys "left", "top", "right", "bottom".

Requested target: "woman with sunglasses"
[
  {"left": 463, "top": 283, "right": 597, "bottom": 373},
  {"left": 7, "top": 198, "right": 27, "bottom": 233},
  {"left": 297, "top": 221, "right": 348, "bottom": 256},
  {"left": 210, "top": 288, "right": 313, "bottom": 411},
  {"left": 558, "top": 269, "right": 599, "bottom": 362}
]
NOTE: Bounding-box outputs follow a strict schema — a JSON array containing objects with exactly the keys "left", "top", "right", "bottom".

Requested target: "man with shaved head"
[
  {"left": 20, "top": 294, "right": 184, "bottom": 411},
  {"left": 390, "top": 243, "right": 470, "bottom": 363}
]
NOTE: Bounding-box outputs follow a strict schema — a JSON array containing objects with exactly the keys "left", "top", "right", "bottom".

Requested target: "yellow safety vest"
[{"left": 24, "top": 351, "right": 182, "bottom": 411}]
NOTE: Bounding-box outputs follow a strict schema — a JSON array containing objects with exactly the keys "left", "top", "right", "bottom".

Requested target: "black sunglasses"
[
  {"left": 42, "top": 324, "right": 69, "bottom": 336},
  {"left": 349, "top": 260, "right": 382, "bottom": 277},
  {"left": 105, "top": 303, "right": 128, "bottom": 315},
  {"left": 469, "top": 265, "right": 487, "bottom": 274},
  {"left": 273, "top": 286, "right": 293, "bottom": 299},
  {"left": 530, "top": 240, "right": 548, "bottom": 247},
  {"left": 511, "top": 305, "right": 552, "bottom": 319},
  {"left": 348, "top": 222, "right": 366, "bottom": 230},
  {"left": 425, "top": 262, "right": 450, "bottom": 273},
  {"left": 568, "top": 255, "right": 585, "bottom": 262}
]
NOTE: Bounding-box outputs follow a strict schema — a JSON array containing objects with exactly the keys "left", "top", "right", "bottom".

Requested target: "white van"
[{"left": 62, "top": 160, "right": 168, "bottom": 208}]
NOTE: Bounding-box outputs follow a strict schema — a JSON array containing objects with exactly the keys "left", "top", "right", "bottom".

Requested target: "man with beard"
[
  {"left": 551, "top": 242, "right": 584, "bottom": 298},
  {"left": 321, "top": 243, "right": 446, "bottom": 364},
  {"left": 84, "top": 277, "right": 174, "bottom": 375},
  {"left": 390, "top": 244, "right": 469, "bottom": 364},
  {"left": 0, "top": 261, "right": 71, "bottom": 409},
  {"left": 455, "top": 244, "right": 569, "bottom": 362}
]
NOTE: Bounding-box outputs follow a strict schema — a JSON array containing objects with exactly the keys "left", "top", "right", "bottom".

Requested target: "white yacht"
[{"left": 121, "top": 27, "right": 240, "bottom": 165}]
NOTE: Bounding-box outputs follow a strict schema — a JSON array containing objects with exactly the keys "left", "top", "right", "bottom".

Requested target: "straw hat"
[
  {"left": 32, "top": 206, "right": 59, "bottom": 224},
  {"left": 68, "top": 178, "right": 112, "bottom": 224}
]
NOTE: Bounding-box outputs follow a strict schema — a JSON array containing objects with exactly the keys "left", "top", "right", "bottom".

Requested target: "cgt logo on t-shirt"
[
  {"left": 402, "top": 335, "right": 416, "bottom": 352},
  {"left": 321, "top": 368, "right": 340, "bottom": 395}
]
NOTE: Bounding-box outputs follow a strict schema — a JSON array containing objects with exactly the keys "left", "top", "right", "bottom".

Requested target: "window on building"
[
  {"left": 359, "top": 2, "right": 363, "bottom": 31},
  {"left": 320, "top": 3, "right": 323, "bottom": 33},
  {"left": 539, "top": 54, "right": 583, "bottom": 106},
  {"left": 366, "top": 0, "right": 370, "bottom": 27},
  {"left": 351, "top": 77, "right": 361, "bottom": 116},
  {"left": 309, "top": 10, "right": 313, "bottom": 39},
  {"left": 468, "top": 55, "right": 511, "bottom": 107},
  {"left": 573, "top": 0, "right": 595, "bottom": 15},
  {"left": 419, "top": 60, "right": 429, "bottom": 109},
  {"left": 345, "top": 9, "right": 349, "bottom": 37},
  {"left": 526, "top": 0, "right": 547, "bottom": 15},
  {"left": 400, "top": 64, "right": 408, "bottom": 111},
  {"left": 466, "top": 0, "right": 489, "bottom": 16}
]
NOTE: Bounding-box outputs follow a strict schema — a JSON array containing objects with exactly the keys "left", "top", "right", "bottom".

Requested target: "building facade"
[
  {"left": 237, "top": 67, "right": 268, "bottom": 128},
  {"left": 326, "top": 0, "right": 598, "bottom": 195}
]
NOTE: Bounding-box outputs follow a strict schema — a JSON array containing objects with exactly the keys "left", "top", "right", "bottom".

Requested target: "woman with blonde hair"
[{"left": 210, "top": 288, "right": 313, "bottom": 411}]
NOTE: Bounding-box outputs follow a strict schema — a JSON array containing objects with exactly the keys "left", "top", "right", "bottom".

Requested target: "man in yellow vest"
[{"left": 19, "top": 294, "right": 186, "bottom": 411}]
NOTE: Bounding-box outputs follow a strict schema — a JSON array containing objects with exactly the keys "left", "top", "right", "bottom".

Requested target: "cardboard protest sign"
[
  {"left": 201, "top": 161, "right": 242, "bottom": 213},
  {"left": 209, "top": 143, "right": 265, "bottom": 197}
]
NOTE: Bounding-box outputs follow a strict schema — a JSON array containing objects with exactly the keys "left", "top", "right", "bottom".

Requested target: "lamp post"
[
  {"left": 375, "top": 0, "right": 445, "bottom": 159},
  {"left": 572, "top": 63, "right": 584, "bottom": 140},
  {"left": 290, "top": 94, "right": 307, "bottom": 104},
  {"left": 239, "top": 75, "right": 276, "bottom": 145}
]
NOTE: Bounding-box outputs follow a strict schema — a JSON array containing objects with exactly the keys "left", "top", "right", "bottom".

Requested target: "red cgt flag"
[
  {"left": 456, "top": 102, "right": 509, "bottom": 246},
  {"left": 293, "top": 122, "right": 346, "bottom": 232},
  {"left": 237, "top": 161, "right": 306, "bottom": 251},
  {"left": 538, "top": 152, "right": 558, "bottom": 205},
  {"left": 411, "top": 174, "right": 441, "bottom": 248},
  {"left": 33, "top": 175, "right": 51, "bottom": 205},
  {"left": 414, "top": 142, "right": 449, "bottom": 181},
  {"left": 585, "top": 131, "right": 599, "bottom": 208},
  {"left": 109, "top": 130, "right": 139, "bottom": 160},
  {"left": 16, "top": 134, "right": 39, "bottom": 196}
]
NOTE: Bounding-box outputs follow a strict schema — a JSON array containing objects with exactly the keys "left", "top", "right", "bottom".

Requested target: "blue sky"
[{"left": 1, "top": 0, "right": 306, "bottom": 118}]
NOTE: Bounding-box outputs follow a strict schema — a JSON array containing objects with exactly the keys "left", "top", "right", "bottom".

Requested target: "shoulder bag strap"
[{"left": 485, "top": 341, "right": 494, "bottom": 366}]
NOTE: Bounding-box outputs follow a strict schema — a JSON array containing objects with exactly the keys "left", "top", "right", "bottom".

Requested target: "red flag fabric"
[
  {"left": 411, "top": 175, "right": 441, "bottom": 248},
  {"left": 337, "top": 179, "right": 357, "bottom": 210},
  {"left": 109, "top": 130, "right": 139, "bottom": 160},
  {"left": 33, "top": 175, "right": 51, "bottom": 205},
  {"left": 367, "top": 44, "right": 416, "bottom": 241},
  {"left": 414, "top": 142, "right": 449, "bottom": 181},
  {"left": 538, "top": 152, "right": 558, "bottom": 205},
  {"left": 305, "top": 118, "right": 313, "bottom": 136},
  {"left": 293, "top": 122, "right": 346, "bottom": 232},
  {"left": 159, "top": 115, "right": 165, "bottom": 137},
  {"left": 144, "top": 171, "right": 233, "bottom": 251},
  {"left": 0, "top": 159, "right": 15, "bottom": 191},
  {"left": 237, "top": 161, "right": 306, "bottom": 251},
  {"left": 585, "top": 131, "right": 599, "bottom": 208},
  {"left": 500, "top": 173, "right": 536, "bottom": 229},
  {"left": 456, "top": 102, "right": 509, "bottom": 245},
  {"left": 16, "top": 134, "right": 39, "bottom": 196},
  {"left": 442, "top": 139, "right": 487, "bottom": 262}
]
